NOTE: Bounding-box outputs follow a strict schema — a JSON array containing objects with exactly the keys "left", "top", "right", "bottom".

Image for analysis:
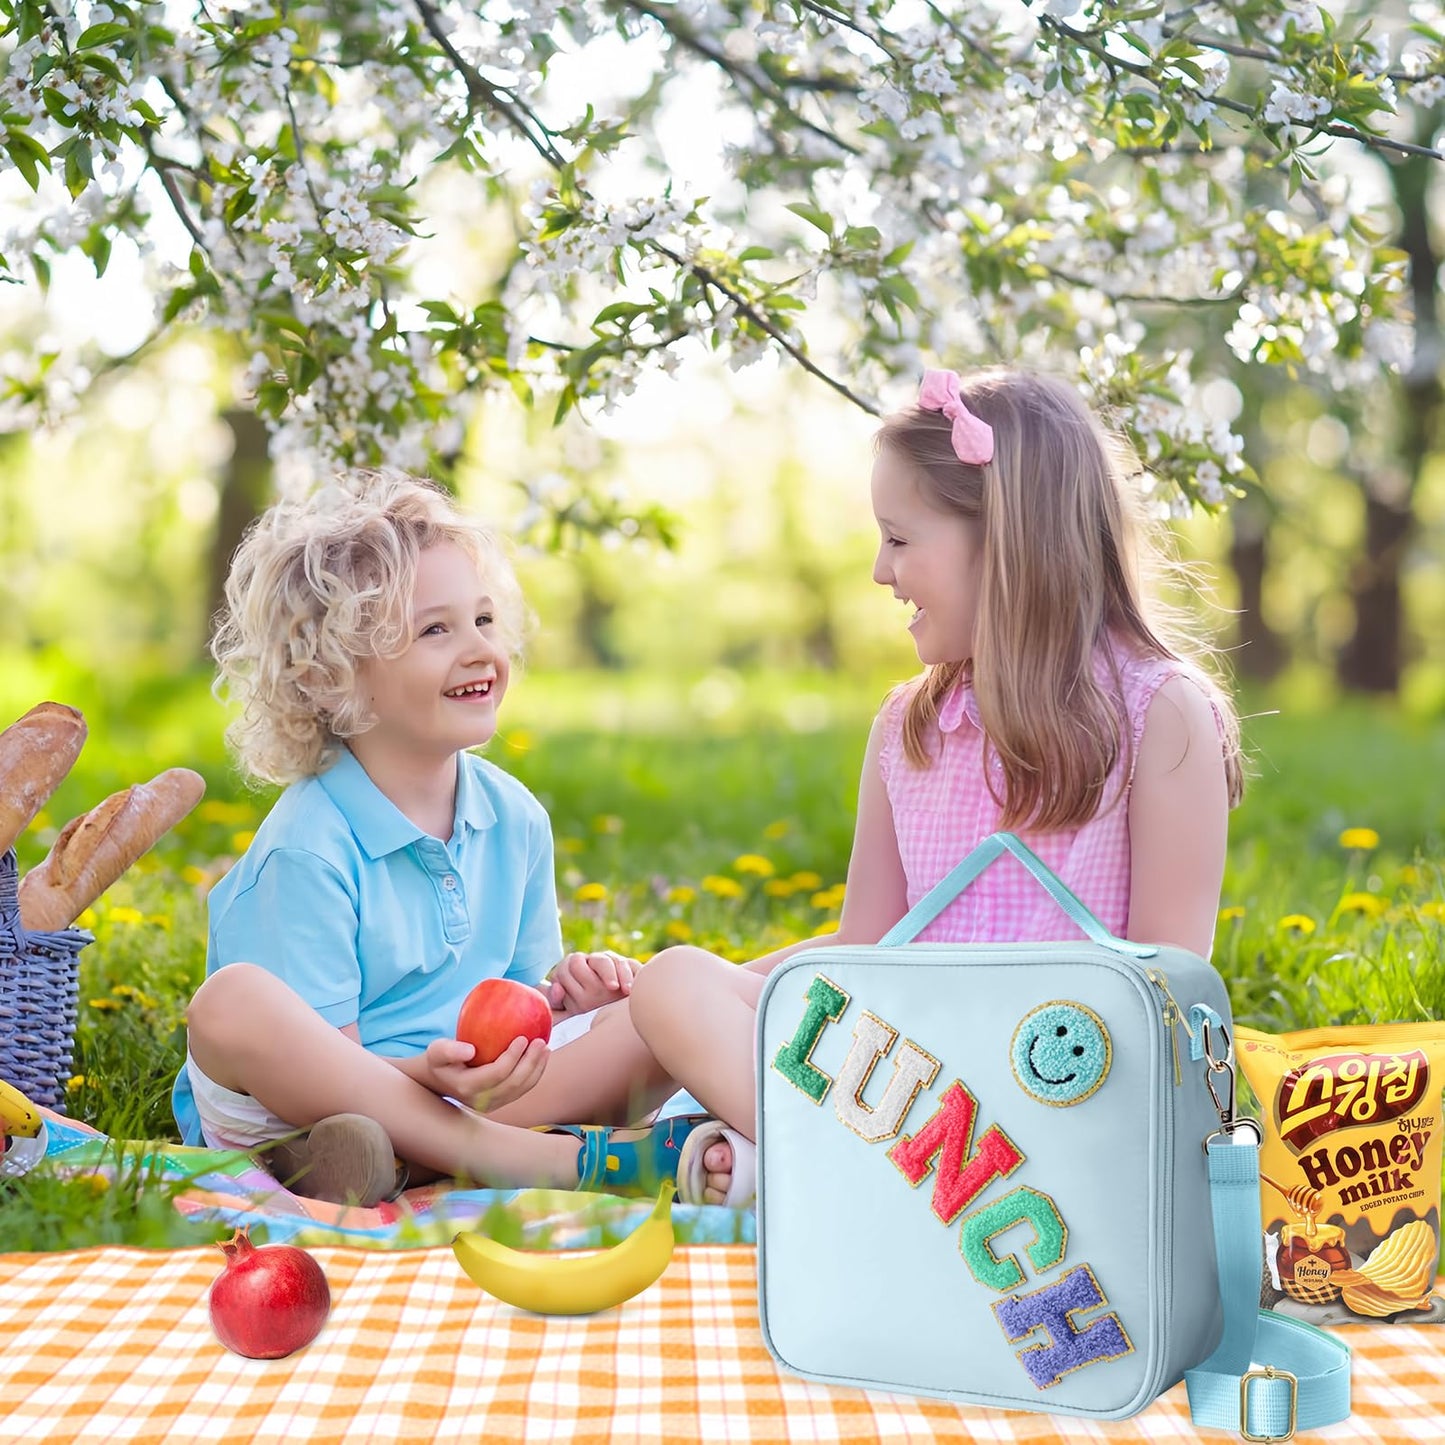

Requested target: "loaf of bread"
[
  {"left": 0, "top": 702, "right": 88, "bottom": 857},
  {"left": 17, "top": 767, "right": 206, "bottom": 932}
]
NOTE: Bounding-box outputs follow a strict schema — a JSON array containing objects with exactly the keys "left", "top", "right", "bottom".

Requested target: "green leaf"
[
  {"left": 63, "top": 143, "right": 93, "bottom": 198},
  {"left": 257, "top": 310, "right": 311, "bottom": 341},
  {"left": 85, "top": 229, "right": 112, "bottom": 278},
  {"left": 31, "top": 252, "right": 50, "bottom": 292},
  {"left": 41, "top": 88, "right": 81, "bottom": 125},
  {"left": 593, "top": 301, "right": 647, "bottom": 326},
  {"left": 738, "top": 246, "right": 775, "bottom": 262},
  {"left": 5, "top": 129, "right": 50, "bottom": 189},
  {"left": 785, "top": 202, "right": 834, "bottom": 237},
  {"left": 76, "top": 22, "right": 131, "bottom": 49}
]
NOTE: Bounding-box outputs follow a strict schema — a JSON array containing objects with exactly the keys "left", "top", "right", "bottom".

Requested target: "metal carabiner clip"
[{"left": 1200, "top": 1016, "right": 1263, "bottom": 1153}]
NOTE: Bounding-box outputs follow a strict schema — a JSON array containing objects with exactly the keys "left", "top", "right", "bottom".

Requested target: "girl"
[
  {"left": 629, "top": 366, "right": 1244, "bottom": 1207},
  {"left": 173, "top": 470, "right": 717, "bottom": 1206}
]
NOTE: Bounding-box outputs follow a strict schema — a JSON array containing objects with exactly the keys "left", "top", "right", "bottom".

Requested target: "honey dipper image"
[{"left": 1263, "top": 1174, "right": 1358, "bottom": 1303}]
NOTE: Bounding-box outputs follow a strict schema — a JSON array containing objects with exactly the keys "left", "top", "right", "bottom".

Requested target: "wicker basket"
[{"left": 0, "top": 847, "right": 93, "bottom": 1111}]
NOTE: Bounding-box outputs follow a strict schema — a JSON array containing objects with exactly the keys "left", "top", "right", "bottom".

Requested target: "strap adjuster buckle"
[{"left": 1240, "top": 1364, "right": 1298, "bottom": 1442}]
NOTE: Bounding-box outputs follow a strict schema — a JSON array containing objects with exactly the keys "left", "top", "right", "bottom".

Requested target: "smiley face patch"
[{"left": 1010, "top": 1002, "right": 1112, "bottom": 1107}]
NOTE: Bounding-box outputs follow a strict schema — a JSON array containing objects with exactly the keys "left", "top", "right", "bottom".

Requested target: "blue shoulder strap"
[{"left": 1187, "top": 1137, "right": 1352, "bottom": 1438}]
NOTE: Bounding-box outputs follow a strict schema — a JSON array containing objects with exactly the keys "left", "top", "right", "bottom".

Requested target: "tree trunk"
[
  {"left": 1337, "top": 141, "right": 1439, "bottom": 693},
  {"left": 205, "top": 409, "right": 273, "bottom": 656},
  {"left": 1337, "top": 491, "right": 1414, "bottom": 692},
  {"left": 1226, "top": 493, "right": 1287, "bottom": 683}
]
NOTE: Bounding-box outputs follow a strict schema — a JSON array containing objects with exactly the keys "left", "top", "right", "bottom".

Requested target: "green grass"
[{"left": 2, "top": 657, "right": 1444, "bottom": 1248}]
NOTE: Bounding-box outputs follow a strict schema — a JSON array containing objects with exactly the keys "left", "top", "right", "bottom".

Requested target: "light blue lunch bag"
[{"left": 755, "top": 833, "right": 1352, "bottom": 1441}]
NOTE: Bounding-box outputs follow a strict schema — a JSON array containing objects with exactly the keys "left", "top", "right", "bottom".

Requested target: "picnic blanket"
[
  {"left": 7, "top": 1108, "right": 1445, "bottom": 1440},
  {"left": 1, "top": 1243, "right": 1443, "bottom": 1443},
  {"left": 31, "top": 1104, "right": 756, "bottom": 1250}
]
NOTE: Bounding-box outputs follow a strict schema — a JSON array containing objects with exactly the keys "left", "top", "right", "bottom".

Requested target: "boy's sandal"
[
  {"left": 552, "top": 1113, "right": 707, "bottom": 1198},
  {"left": 677, "top": 1117, "right": 756, "bottom": 1209}
]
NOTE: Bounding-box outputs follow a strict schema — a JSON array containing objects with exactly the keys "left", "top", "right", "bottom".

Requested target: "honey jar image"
[{"left": 1277, "top": 1220, "right": 1352, "bottom": 1304}]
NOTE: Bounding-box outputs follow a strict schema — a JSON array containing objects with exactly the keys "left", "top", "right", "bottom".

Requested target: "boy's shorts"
[{"left": 186, "top": 1011, "right": 599, "bottom": 1152}]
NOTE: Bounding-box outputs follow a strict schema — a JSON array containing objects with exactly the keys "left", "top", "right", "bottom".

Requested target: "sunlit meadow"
[{"left": 2, "top": 661, "right": 1443, "bottom": 1248}]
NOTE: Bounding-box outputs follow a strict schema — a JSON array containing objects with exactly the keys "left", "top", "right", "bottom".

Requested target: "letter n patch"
[{"left": 886, "top": 1081, "right": 1023, "bottom": 1225}]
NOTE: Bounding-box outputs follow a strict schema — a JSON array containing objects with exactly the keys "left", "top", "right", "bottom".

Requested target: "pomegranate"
[{"left": 208, "top": 1227, "right": 331, "bottom": 1359}]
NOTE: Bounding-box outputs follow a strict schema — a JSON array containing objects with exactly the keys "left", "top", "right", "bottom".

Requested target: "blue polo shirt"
[{"left": 171, "top": 747, "right": 562, "bottom": 1146}]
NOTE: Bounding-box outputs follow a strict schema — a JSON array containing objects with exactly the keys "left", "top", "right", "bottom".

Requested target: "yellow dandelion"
[
  {"left": 199, "top": 800, "right": 253, "bottom": 825},
  {"left": 763, "top": 820, "right": 790, "bottom": 840},
  {"left": 811, "top": 922, "right": 838, "bottom": 937},
  {"left": 146, "top": 913, "right": 171, "bottom": 930},
  {"left": 107, "top": 906, "right": 145, "bottom": 926},
  {"left": 88, "top": 998, "right": 122, "bottom": 1012},
  {"left": 111, "top": 984, "right": 142, "bottom": 1000},
  {"left": 1336, "top": 892, "right": 1386, "bottom": 918},
  {"left": 29, "top": 810, "right": 50, "bottom": 832},
  {"left": 664, "top": 920, "right": 694, "bottom": 942},
  {"left": 763, "top": 879, "right": 796, "bottom": 898},
  {"left": 789, "top": 871, "right": 823, "bottom": 891},
  {"left": 1338, "top": 828, "right": 1380, "bottom": 851},
  {"left": 668, "top": 885, "right": 697, "bottom": 905},
  {"left": 574, "top": 882, "right": 609, "bottom": 903},
  {"left": 592, "top": 814, "right": 623, "bottom": 835},
  {"left": 504, "top": 728, "right": 535, "bottom": 753},
  {"left": 75, "top": 908, "right": 98, "bottom": 931},
  {"left": 702, "top": 875, "right": 745, "bottom": 899},
  {"left": 1277, "top": 914, "right": 1317, "bottom": 935},
  {"left": 557, "top": 837, "right": 586, "bottom": 855},
  {"left": 1400, "top": 865, "right": 1421, "bottom": 887},
  {"left": 231, "top": 830, "right": 256, "bottom": 852},
  {"left": 733, "top": 854, "right": 775, "bottom": 877},
  {"left": 181, "top": 864, "right": 210, "bottom": 887},
  {"left": 1218, "top": 906, "right": 1245, "bottom": 923},
  {"left": 65, "top": 1074, "right": 87, "bottom": 1092},
  {"left": 1419, "top": 901, "right": 1445, "bottom": 923}
]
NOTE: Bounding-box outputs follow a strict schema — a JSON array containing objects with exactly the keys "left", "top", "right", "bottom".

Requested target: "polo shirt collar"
[
  {"left": 317, "top": 748, "right": 497, "bottom": 860},
  {"left": 453, "top": 750, "right": 498, "bottom": 834}
]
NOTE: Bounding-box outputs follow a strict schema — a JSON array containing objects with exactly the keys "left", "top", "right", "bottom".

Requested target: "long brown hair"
[{"left": 876, "top": 367, "right": 1244, "bottom": 832}]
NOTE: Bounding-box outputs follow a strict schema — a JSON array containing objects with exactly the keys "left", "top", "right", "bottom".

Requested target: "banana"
[
  {"left": 1, "top": 1078, "right": 48, "bottom": 1179},
  {"left": 0, "top": 1078, "right": 42, "bottom": 1139},
  {"left": 451, "top": 1180, "right": 677, "bottom": 1315}
]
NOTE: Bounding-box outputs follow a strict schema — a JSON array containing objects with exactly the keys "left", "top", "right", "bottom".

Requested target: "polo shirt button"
[{"left": 443, "top": 875, "right": 457, "bottom": 890}]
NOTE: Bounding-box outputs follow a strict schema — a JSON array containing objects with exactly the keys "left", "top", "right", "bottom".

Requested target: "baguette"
[
  {"left": 18, "top": 767, "right": 206, "bottom": 932},
  {"left": 0, "top": 702, "right": 87, "bottom": 856}
]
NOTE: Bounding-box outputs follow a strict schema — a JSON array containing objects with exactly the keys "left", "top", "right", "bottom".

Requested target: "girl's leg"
[
  {"left": 627, "top": 945, "right": 766, "bottom": 1142},
  {"left": 483, "top": 997, "right": 679, "bottom": 1130},
  {"left": 186, "top": 964, "right": 581, "bottom": 1188}
]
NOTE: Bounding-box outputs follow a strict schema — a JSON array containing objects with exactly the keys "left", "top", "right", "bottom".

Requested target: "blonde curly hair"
[{"left": 212, "top": 469, "right": 529, "bottom": 786}]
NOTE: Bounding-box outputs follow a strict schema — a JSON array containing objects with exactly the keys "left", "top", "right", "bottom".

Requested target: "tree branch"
[
  {"left": 411, "top": 0, "right": 566, "bottom": 169},
  {"left": 1043, "top": 15, "right": 1445, "bottom": 162},
  {"left": 796, "top": 0, "right": 895, "bottom": 60},
  {"left": 621, "top": 0, "right": 861, "bottom": 157},
  {"left": 651, "top": 241, "right": 878, "bottom": 413}
]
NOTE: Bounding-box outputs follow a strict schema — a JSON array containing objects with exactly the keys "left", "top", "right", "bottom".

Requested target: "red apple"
[{"left": 456, "top": 977, "right": 553, "bottom": 1064}]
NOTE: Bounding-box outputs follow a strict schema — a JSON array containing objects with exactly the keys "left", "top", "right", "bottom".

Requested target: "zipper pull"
[{"left": 1146, "top": 969, "right": 1192, "bottom": 1086}]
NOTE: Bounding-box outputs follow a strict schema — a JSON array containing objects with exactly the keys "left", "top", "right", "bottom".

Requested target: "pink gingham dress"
[{"left": 878, "top": 644, "right": 1201, "bottom": 943}]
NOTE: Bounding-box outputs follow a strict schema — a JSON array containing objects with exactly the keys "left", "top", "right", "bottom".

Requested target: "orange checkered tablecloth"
[{"left": 0, "top": 1246, "right": 1441, "bottom": 1444}]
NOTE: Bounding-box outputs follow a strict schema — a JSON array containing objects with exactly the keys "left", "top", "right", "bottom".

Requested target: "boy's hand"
[
  {"left": 421, "top": 1035, "right": 549, "bottom": 1112},
  {"left": 545, "top": 950, "right": 642, "bottom": 1016}
]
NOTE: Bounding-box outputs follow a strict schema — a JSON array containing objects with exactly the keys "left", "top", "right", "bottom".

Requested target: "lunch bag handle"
[{"left": 878, "top": 831, "right": 1159, "bottom": 958}]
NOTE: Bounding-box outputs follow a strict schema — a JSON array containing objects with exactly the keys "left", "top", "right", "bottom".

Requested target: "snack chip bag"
[{"left": 1237, "top": 1022, "right": 1445, "bottom": 1324}]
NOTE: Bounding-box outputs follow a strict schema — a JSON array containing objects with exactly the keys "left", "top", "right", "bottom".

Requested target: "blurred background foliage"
[{"left": 1, "top": 329, "right": 1443, "bottom": 710}]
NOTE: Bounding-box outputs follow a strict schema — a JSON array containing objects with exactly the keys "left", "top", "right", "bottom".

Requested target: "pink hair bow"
[{"left": 918, "top": 369, "right": 994, "bottom": 465}]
